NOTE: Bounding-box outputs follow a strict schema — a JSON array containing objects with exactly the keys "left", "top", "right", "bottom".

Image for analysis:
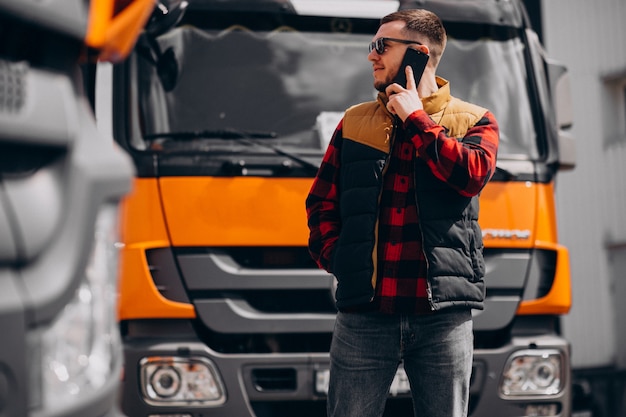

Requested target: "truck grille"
[
  {"left": 252, "top": 368, "right": 297, "bottom": 392},
  {"left": 145, "top": 246, "right": 532, "bottom": 354}
]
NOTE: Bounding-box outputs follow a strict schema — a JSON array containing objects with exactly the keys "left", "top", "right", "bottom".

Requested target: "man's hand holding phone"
[
  {"left": 386, "top": 48, "right": 429, "bottom": 122},
  {"left": 386, "top": 66, "right": 423, "bottom": 121}
]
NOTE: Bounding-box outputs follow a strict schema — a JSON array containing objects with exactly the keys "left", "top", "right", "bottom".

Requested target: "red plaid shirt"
[{"left": 307, "top": 104, "right": 499, "bottom": 315}]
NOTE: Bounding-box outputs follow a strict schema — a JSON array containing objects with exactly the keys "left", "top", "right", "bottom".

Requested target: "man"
[{"left": 305, "top": 9, "right": 499, "bottom": 417}]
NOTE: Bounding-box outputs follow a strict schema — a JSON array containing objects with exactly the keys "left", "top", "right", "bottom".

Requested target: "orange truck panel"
[
  {"left": 117, "top": 179, "right": 195, "bottom": 319},
  {"left": 159, "top": 177, "right": 313, "bottom": 246},
  {"left": 118, "top": 176, "right": 570, "bottom": 320}
]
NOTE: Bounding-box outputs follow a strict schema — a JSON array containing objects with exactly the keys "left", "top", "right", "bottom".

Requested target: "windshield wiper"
[
  {"left": 145, "top": 128, "right": 320, "bottom": 174},
  {"left": 144, "top": 128, "right": 278, "bottom": 140},
  {"left": 249, "top": 140, "right": 320, "bottom": 175}
]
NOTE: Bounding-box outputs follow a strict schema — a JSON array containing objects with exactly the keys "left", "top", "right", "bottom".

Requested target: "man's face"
[{"left": 368, "top": 21, "right": 420, "bottom": 92}]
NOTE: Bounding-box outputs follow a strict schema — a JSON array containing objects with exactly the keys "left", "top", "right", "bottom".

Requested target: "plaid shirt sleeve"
[
  {"left": 405, "top": 109, "right": 499, "bottom": 197},
  {"left": 305, "top": 120, "right": 343, "bottom": 272}
]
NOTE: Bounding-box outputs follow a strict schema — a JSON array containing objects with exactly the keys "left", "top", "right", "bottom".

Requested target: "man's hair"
[{"left": 381, "top": 9, "right": 447, "bottom": 66}]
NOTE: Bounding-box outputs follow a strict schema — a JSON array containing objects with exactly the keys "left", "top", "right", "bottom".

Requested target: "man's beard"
[
  {"left": 374, "top": 79, "right": 392, "bottom": 92},
  {"left": 374, "top": 72, "right": 396, "bottom": 92}
]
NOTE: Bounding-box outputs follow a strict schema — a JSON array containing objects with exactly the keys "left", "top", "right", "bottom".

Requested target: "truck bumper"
[{"left": 120, "top": 328, "right": 570, "bottom": 417}]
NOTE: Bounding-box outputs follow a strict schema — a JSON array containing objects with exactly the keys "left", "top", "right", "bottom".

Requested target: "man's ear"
[{"left": 416, "top": 44, "right": 430, "bottom": 56}]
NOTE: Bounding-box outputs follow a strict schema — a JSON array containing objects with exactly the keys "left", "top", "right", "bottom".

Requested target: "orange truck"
[{"left": 97, "top": 0, "right": 576, "bottom": 415}]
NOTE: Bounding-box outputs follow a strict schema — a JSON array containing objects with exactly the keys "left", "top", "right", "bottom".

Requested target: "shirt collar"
[{"left": 422, "top": 76, "right": 452, "bottom": 115}]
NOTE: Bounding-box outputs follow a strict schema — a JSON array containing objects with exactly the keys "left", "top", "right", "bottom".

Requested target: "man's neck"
[{"left": 417, "top": 74, "right": 439, "bottom": 99}]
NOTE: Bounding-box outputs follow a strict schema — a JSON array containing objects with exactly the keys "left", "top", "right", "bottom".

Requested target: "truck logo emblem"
[{"left": 482, "top": 229, "right": 531, "bottom": 240}]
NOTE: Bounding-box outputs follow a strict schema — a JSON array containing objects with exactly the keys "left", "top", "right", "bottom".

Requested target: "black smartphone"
[{"left": 393, "top": 48, "right": 429, "bottom": 88}]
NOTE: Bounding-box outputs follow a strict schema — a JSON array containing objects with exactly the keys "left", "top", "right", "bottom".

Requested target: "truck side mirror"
[
  {"left": 547, "top": 61, "right": 576, "bottom": 170},
  {"left": 146, "top": 0, "right": 189, "bottom": 37}
]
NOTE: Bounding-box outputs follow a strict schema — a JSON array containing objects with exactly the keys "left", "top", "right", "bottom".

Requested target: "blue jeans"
[{"left": 327, "top": 309, "right": 473, "bottom": 417}]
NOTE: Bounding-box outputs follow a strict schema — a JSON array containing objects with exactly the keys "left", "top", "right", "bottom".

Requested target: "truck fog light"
[
  {"left": 525, "top": 403, "right": 559, "bottom": 416},
  {"left": 314, "top": 369, "right": 330, "bottom": 394},
  {"left": 140, "top": 356, "right": 226, "bottom": 406},
  {"left": 500, "top": 349, "right": 564, "bottom": 397}
]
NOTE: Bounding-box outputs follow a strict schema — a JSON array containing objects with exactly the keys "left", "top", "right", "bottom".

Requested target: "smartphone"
[{"left": 393, "top": 48, "right": 429, "bottom": 88}]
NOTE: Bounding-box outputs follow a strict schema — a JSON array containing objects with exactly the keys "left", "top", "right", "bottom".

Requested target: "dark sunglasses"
[{"left": 368, "top": 37, "right": 423, "bottom": 55}]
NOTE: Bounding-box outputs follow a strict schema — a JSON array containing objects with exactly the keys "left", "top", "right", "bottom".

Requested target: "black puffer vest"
[{"left": 332, "top": 79, "right": 487, "bottom": 311}]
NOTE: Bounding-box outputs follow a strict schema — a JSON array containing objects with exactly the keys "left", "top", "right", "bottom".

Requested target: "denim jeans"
[{"left": 327, "top": 309, "right": 473, "bottom": 417}]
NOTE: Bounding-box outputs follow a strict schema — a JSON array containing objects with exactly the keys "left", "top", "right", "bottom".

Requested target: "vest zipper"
[
  {"left": 413, "top": 141, "right": 436, "bottom": 311},
  {"left": 369, "top": 117, "right": 397, "bottom": 299}
]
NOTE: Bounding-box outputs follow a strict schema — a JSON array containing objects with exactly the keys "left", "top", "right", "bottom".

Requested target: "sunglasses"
[{"left": 368, "top": 37, "right": 423, "bottom": 55}]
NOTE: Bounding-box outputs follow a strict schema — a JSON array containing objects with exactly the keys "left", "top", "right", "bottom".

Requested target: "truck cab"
[{"left": 102, "top": 0, "right": 576, "bottom": 415}]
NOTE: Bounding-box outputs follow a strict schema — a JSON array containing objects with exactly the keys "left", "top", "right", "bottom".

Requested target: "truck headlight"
[
  {"left": 31, "top": 204, "right": 123, "bottom": 410},
  {"left": 140, "top": 356, "right": 226, "bottom": 406},
  {"left": 500, "top": 349, "right": 564, "bottom": 397}
]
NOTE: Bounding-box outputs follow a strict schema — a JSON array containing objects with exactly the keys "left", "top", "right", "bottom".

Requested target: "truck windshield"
[{"left": 132, "top": 16, "right": 537, "bottom": 160}]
